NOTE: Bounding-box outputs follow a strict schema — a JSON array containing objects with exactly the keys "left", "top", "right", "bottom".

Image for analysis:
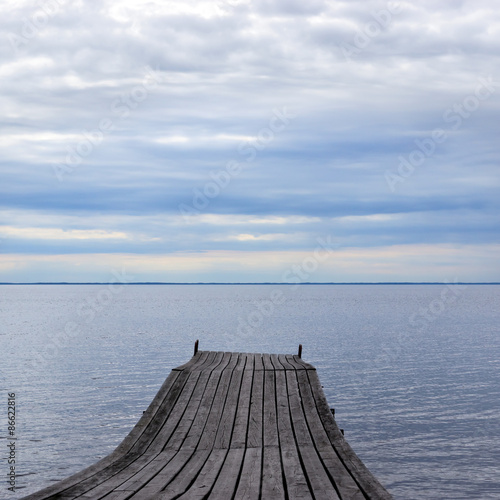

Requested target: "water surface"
[{"left": 1, "top": 284, "right": 499, "bottom": 499}]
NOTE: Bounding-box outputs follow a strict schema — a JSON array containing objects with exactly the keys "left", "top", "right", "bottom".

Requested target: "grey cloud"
[{"left": 0, "top": 0, "right": 499, "bottom": 281}]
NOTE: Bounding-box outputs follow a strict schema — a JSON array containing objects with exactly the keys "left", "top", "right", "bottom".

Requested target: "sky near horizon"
[{"left": 1, "top": 0, "right": 499, "bottom": 283}]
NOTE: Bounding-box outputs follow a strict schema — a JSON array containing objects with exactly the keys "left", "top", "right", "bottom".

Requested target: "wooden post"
[
  {"left": 298, "top": 344, "right": 302, "bottom": 358},
  {"left": 194, "top": 339, "right": 199, "bottom": 355}
]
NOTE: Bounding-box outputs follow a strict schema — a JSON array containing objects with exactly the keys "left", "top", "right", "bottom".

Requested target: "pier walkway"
[{"left": 23, "top": 347, "right": 392, "bottom": 499}]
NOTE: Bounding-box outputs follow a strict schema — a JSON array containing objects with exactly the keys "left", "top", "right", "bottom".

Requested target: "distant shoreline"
[{"left": 1, "top": 282, "right": 498, "bottom": 285}]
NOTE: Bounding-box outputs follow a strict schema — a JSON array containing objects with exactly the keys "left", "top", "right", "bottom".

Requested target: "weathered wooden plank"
[
  {"left": 181, "top": 353, "right": 233, "bottom": 450},
  {"left": 285, "top": 354, "right": 310, "bottom": 371},
  {"left": 216, "top": 351, "right": 236, "bottom": 371},
  {"left": 277, "top": 353, "right": 296, "bottom": 371},
  {"left": 172, "top": 350, "right": 209, "bottom": 371},
  {"left": 164, "top": 369, "right": 214, "bottom": 451},
  {"left": 113, "top": 450, "right": 178, "bottom": 493},
  {"left": 206, "top": 448, "right": 245, "bottom": 500},
  {"left": 76, "top": 451, "right": 176, "bottom": 499},
  {"left": 128, "top": 370, "right": 194, "bottom": 455},
  {"left": 263, "top": 369, "right": 279, "bottom": 447},
  {"left": 275, "top": 369, "right": 295, "bottom": 451},
  {"left": 213, "top": 358, "right": 245, "bottom": 449},
  {"left": 131, "top": 450, "right": 210, "bottom": 500},
  {"left": 244, "top": 353, "right": 256, "bottom": 370},
  {"left": 261, "top": 446, "right": 285, "bottom": 500},
  {"left": 286, "top": 370, "right": 314, "bottom": 448},
  {"left": 275, "top": 370, "right": 312, "bottom": 499},
  {"left": 166, "top": 351, "right": 231, "bottom": 453},
  {"left": 262, "top": 352, "right": 274, "bottom": 371},
  {"left": 172, "top": 449, "right": 228, "bottom": 500},
  {"left": 291, "top": 354, "right": 316, "bottom": 370},
  {"left": 145, "top": 371, "right": 202, "bottom": 450},
  {"left": 231, "top": 367, "right": 254, "bottom": 449},
  {"left": 254, "top": 352, "right": 264, "bottom": 371},
  {"left": 246, "top": 367, "right": 263, "bottom": 448},
  {"left": 299, "top": 446, "right": 341, "bottom": 500},
  {"left": 233, "top": 448, "right": 262, "bottom": 499},
  {"left": 197, "top": 355, "right": 240, "bottom": 450},
  {"left": 270, "top": 353, "right": 285, "bottom": 370},
  {"left": 319, "top": 449, "right": 367, "bottom": 500},
  {"left": 95, "top": 492, "right": 133, "bottom": 500},
  {"left": 201, "top": 350, "right": 226, "bottom": 370},
  {"left": 280, "top": 448, "right": 313, "bottom": 500}
]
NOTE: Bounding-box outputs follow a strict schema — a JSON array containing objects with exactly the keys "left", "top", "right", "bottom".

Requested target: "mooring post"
[
  {"left": 298, "top": 344, "right": 303, "bottom": 358},
  {"left": 194, "top": 339, "right": 199, "bottom": 355}
]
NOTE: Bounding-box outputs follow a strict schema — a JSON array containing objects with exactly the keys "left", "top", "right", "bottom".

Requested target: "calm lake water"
[{"left": 1, "top": 284, "right": 499, "bottom": 499}]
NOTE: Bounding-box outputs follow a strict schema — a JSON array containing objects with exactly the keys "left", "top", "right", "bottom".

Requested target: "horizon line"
[{"left": 1, "top": 282, "right": 499, "bottom": 285}]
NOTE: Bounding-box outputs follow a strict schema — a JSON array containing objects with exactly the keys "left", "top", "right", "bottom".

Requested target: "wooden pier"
[{"left": 23, "top": 346, "right": 392, "bottom": 499}]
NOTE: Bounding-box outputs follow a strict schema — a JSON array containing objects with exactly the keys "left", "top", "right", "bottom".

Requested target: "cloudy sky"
[{"left": 1, "top": 0, "right": 499, "bottom": 282}]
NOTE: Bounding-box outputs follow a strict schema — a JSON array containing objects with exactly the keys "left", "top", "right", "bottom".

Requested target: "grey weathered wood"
[
  {"left": 246, "top": 367, "right": 264, "bottom": 449},
  {"left": 21, "top": 349, "right": 392, "bottom": 500},
  {"left": 113, "top": 450, "right": 178, "bottom": 493},
  {"left": 244, "top": 352, "right": 256, "bottom": 370},
  {"left": 172, "top": 448, "right": 227, "bottom": 499},
  {"left": 270, "top": 353, "right": 284, "bottom": 370},
  {"left": 164, "top": 369, "right": 212, "bottom": 451},
  {"left": 263, "top": 369, "right": 279, "bottom": 447},
  {"left": 130, "top": 449, "right": 202, "bottom": 499},
  {"left": 277, "top": 353, "right": 296, "bottom": 371},
  {"left": 181, "top": 353, "right": 232, "bottom": 450},
  {"left": 275, "top": 370, "right": 312, "bottom": 499},
  {"left": 299, "top": 446, "right": 341, "bottom": 499},
  {"left": 207, "top": 447, "right": 245, "bottom": 499},
  {"left": 286, "top": 369, "right": 314, "bottom": 448},
  {"left": 285, "top": 353, "right": 315, "bottom": 370},
  {"left": 281, "top": 447, "right": 314, "bottom": 500},
  {"left": 261, "top": 446, "right": 285, "bottom": 500},
  {"left": 262, "top": 352, "right": 274, "bottom": 371},
  {"left": 197, "top": 360, "right": 238, "bottom": 450},
  {"left": 213, "top": 360, "right": 245, "bottom": 449},
  {"left": 275, "top": 369, "right": 295, "bottom": 451},
  {"left": 230, "top": 365, "right": 254, "bottom": 449},
  {"left": 254, "top": 352, "right": 264, "bottom": 370},
  {"left": 233, "top": 448, "right": 262, "bottom": 499}
]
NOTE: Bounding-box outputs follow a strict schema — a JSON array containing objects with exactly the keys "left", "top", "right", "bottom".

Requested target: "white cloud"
[{"left": 0, "top": 226, "right": 129, "bottom": 241}]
